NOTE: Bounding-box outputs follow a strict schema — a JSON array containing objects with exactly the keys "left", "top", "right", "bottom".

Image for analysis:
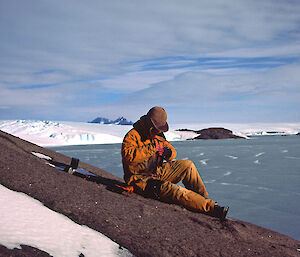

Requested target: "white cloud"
[
  {"left": 210, "top": 43, "right": 300, "bottom": 58},
  {"left": 0, "top": 0, "right": 300, "bottom": 122},
  {"left": 97, "top": 68, "right": 193, "bottom": 92},
  {"left": 2, "top": 1, "right": 300, "bottom": 69},
  {"left": 117, "top": 63, "right": 300, "bottom": 122}
]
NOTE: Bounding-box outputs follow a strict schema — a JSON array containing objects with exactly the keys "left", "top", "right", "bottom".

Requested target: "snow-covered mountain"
[
  {"left": 89, "top": 117, "right": 113, "bottom": 124},
  {"left": 0, "top": 120, "right": 299, "bottom": 147},
  {"left": 89, "top": 117, "right": 133, "bottom": 125}
]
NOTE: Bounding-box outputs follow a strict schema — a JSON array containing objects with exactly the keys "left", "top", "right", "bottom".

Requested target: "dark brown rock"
[
  {"left": 194, "top": 127, "right": 243, "bottom": 140},
  {"left": 176, "top": 127, "right": 243, "bottom": 140},
  {"left": 0, "top": 245, "right": 50, "bottom": 257}
]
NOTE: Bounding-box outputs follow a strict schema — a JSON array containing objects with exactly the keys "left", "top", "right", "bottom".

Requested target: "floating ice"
[
  {"left": 285, "top": 156, "right": 300, "bottom": 160},
  {"left": 199, "top": 159, "right": 209, "bottom": 165},
  {"left": 255, "top": 152, "right": 265, "bottom": 157},
  {"left": 204, "top": 179, "right": 216, "bottom": 184},
  {"left": 220, "top": 182, "right": 250, "bottom": 188},
  {"left": 257, "top": 187, "right": 273, "bottom": 191},
  {"left": 225, "top": 155, "right": 238, "bottom": 159}
]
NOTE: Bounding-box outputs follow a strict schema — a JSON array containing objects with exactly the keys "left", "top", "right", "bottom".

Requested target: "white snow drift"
[{"left": 0, "top": 185, "right": 133, "bottom": 257}]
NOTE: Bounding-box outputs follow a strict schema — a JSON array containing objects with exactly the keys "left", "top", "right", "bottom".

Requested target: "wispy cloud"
[
  {"left": 119, "top": 63, "right": 300, "bottom": 122},
  {"left": 0, "top": 0, "right": 299, "bottom": 122}
]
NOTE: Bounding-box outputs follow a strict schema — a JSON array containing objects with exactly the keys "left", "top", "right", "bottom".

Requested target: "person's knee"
[{"left": 180, "top": 159, "right": 195, "bottom": 169}]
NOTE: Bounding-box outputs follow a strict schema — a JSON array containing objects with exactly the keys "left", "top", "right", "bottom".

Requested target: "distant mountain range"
[{"left": 89, "top": 117, "right": 133, "bottom": 125}]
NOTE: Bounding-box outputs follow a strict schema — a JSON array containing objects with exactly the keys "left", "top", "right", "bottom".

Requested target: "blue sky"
[{"left": 0, "top": 0, "right": 300, "bottom": 124}]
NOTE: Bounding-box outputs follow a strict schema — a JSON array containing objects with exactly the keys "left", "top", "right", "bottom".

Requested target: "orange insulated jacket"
[{"left": 122, "top": 120, "right": 176, "bottom": 190}]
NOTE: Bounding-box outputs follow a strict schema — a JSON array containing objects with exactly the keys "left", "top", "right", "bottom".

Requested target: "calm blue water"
[{"left": 49, "top": 136, "right": 300, "bottom": 241}]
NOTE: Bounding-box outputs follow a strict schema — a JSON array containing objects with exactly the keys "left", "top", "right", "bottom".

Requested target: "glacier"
[{"left": 0, "top": 120, "right": 299, "bottom": 147}]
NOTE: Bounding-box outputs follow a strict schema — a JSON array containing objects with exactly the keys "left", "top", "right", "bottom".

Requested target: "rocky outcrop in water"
[{"left": 177, "top": 127, "right": 244, "bottom": 140}]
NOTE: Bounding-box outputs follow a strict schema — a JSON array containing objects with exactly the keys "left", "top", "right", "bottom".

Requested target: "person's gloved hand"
[
  {"left": 162, "top": 147, "right": 172, "bottom": 159},
  {"left": 155, "top": 141, "right": 164, "bottom": 156},
  {"left": 156, "top": 141, "right": 172, "bottom": 159}
]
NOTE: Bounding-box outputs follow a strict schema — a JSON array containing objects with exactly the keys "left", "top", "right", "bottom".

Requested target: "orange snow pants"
[{"left": 156, "top": 160, "right": 215, "bottom": 213}]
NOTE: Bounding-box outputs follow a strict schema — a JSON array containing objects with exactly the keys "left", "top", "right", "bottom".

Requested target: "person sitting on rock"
[{"left": 121, "top": 106, "right": 229, "bottom": 221}]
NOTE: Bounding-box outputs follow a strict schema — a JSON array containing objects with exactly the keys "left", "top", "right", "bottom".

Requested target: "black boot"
[{"left": 211, "top": 205, "right": 229, "bottom": 222}]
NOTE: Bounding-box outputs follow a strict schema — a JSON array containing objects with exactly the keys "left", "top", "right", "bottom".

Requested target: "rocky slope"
[{"left": 0, "top": 130, "right": 299, "bottom": 257}]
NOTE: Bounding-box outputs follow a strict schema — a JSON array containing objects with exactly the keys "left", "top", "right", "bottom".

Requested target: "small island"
[{"left": 177, "top": 127, "right": 244, "bottom": 140}]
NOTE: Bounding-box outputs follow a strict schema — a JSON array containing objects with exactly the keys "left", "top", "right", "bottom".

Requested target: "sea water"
[{"left": 49, "top": 135, "right": 300, "bottom": 241}]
